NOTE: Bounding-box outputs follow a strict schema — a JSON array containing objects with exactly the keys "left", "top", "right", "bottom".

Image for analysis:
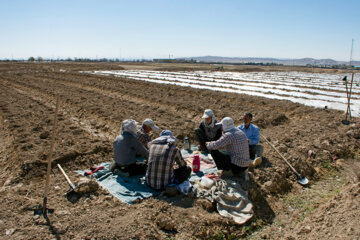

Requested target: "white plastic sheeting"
[{"left": 85, "top": 70, "right": 360, "bottom": 117}]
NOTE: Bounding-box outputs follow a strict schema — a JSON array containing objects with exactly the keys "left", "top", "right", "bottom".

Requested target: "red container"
[{"left": 192, "top": 154, "right": 200, "bottom": 172}]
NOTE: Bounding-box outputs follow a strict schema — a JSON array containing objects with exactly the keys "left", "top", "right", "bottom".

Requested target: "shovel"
[
  {"left": 57, "top": 164, "right": 77, "bottom": 195},
  {"left": 261, "top": 134, "right": 309, "bottom": 186}
]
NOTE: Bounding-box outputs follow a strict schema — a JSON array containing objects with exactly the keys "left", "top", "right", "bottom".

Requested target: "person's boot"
[
  {"left": 249, "top": 157, "right": 262, "bottom": 167},
  {"left": 253, "top": 156, "right": 262, "bottom": 167},
  {"left": 113, "top": 169, "right": 130, "bottom": 177},
  {"left": 218, "top": 169, "right": 234, "bottom": 178},
  {"left": 163, "top": 185, "right": 178, "bottom": 197},
  {"left": 236, "top": 170, "right": 250, "bottom": 181}
]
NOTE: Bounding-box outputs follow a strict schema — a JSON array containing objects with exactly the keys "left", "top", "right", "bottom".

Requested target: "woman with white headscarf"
[
  {"left": 195, "top": 109, "right": 222, "bottom": 151},
  {"left": 110, "top": 119, "right": 149, "bottom": 176}
]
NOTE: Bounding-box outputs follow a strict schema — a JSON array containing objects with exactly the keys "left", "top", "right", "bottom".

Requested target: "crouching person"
[
  {"left": 146, "top": 130, "right": 191, "bottom": 190},
  {"left": 195, "top": 109, "right": 222, "bottom": 151},
  {"left": 110, "top": 119, "right": 148, "bottom": 176},
  {"left": 136, "top": 118, "right": 159, "bottom": 149},
  {"left": 238, "top": 112, "right": 263, "bottom": 167},
  {"left": 206, "top": 117, "right": 250, "bottom": 177}
]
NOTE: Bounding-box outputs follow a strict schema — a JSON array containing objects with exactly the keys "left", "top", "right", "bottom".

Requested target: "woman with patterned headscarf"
[{"left": 110, "top": 119, "right": 149, "bottom": 176}]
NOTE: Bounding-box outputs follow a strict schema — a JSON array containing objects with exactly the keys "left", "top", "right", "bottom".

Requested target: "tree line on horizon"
[{"left": 0, "top": 56, "right": 358, "bottom": 69}]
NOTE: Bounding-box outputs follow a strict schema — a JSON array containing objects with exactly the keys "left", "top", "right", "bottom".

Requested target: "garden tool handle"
[
  {"left": 44, "top": 95, "right": 59, "bottom": 199},
  {"left": 57, "top": 164, "right": 76, "bottom": 190},
  {"left": 260, "top": 134, "right": 301, "bottom": 177}
]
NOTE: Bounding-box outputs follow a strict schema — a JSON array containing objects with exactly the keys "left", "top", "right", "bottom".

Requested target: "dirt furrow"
[
  {"left": 8, "top": 73, "right": 200, "bottom": 139},
  {"left": 0, "top": 78, "right": 115, "bottom": 141},
  {"left": 25, "top": 72, "right": 196, "bottom": 121},
  {"left": 0, "top": 81, "right": 112, "bottom": 177}
]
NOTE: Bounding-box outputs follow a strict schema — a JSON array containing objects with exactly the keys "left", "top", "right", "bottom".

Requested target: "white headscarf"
[
  {"left": 217, "top": 117, "right": 235, "bottom": 132},
  {"left": 120, "top": 119, "right": 138, "bottom": 136},
  {"left": 203, "top": 117, "right": 216, "bottom": 128}
]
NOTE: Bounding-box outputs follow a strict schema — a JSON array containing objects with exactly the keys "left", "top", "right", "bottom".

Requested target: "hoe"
[{"left": 261, "top": 134, "right": 309, "bottom": 186}]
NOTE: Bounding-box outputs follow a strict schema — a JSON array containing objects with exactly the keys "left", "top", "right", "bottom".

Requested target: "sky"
[{"left": 0, "top": 0, "right": 359, "bottom": 61}]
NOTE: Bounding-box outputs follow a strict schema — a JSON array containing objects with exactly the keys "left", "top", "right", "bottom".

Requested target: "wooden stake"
[
  {"left": 346, "top": 73, "right": 354, "bottom": 120},
  {"left": 344, "top": 76, "right": 350, "bottom": 121},
  {"left": 43, "top": 95, "right": 59, "bottom": 214}
]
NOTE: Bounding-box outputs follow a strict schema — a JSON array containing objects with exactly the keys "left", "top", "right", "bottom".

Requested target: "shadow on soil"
[{"left": 241, "top": 176, "right": 275, "bottom": 224}]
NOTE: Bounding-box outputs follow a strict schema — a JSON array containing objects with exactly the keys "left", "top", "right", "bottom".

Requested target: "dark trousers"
[
  {"left": 110, "top": 161, "right": 147, "bottom": 176},
  {"left": 249, "top": 144, "right": 263, "bottom": 160},
  {"left": 195, "top": 128, "right": 208, "bottom": 150},
  {"left": 249, "top": 145, "right": 256, "bottom": 160},
  {"left": 210, "top": 150, "right": 248, "bottom": 175},
  {"left": 174, "top": 166, "right": 192, "bottom": 184}
]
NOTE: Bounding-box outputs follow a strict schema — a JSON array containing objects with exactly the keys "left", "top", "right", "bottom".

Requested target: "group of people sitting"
[
  {"left": 111, "top": 110, "right": 263, "bottom": 191},
  {"left": 195, "top": 109, "right": 263, "bottom": 177}
]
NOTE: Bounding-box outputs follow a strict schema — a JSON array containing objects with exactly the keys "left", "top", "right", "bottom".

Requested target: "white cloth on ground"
[
  {"left": 194, "top": 179, "right": 253, "bottom": 224},
  {"left": 176, "top": 180, "right": 193, "bottom": 195}
]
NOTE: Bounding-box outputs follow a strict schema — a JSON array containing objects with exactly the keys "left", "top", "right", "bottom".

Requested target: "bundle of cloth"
[{"left": 194, "top": 178, "right": 253, "bottom": 224}]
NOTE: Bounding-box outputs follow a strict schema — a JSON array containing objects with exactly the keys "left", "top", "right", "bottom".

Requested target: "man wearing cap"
[
  {"left": 206, "top": 117, "right": 250, "bottom": 176},
  {"left": 195, "top": 109, "right": 222, "bottom": 151},
  {"left": 146, "top": 130, "right": 191, "bottom": 190},
  {"left": 110, "top": 119, "right": 149, "bottom": 176},
  {"left": 238, "top": 112, "right": 263, "bottom": 167},
  {"left": 136, "top": 118, "right": 159, "bottom": 149}
]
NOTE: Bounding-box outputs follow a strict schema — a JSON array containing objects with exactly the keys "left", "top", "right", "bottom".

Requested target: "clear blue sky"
[{"left": 0, "top": 0, "right": 359, "bottom": 61}]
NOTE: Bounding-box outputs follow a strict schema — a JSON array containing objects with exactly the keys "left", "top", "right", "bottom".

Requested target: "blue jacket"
[{"left": 238, "top": 123, "right": 260, "bottom": 146}]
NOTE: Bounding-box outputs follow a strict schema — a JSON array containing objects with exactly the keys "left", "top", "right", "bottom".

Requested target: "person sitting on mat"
[
  {"left": 195, "top": 109, "right": 222, "bottom": 151},
  {"left": 206, "top": 117, "right": 250, "bottom": 177},
  {"left": 136, "top": 118, "right": 159, "bottom": 149},
  {"left": 146, "top": 130, "right": 191, "bottom": 190},
  {"left": 238, "top": 112, "right": 263, "bottom": 167},
  {"left": 110, "top": 119, "right": 148, "bottom": 176}
]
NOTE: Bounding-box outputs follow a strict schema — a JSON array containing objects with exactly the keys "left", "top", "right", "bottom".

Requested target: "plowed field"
[{"left": 0, "top": 62, "right": 359, "bottom": 239}]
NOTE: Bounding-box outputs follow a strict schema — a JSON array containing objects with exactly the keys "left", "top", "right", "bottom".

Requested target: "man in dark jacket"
[{"left": 195, "top": 109, "right": 222, "bottom": 151}]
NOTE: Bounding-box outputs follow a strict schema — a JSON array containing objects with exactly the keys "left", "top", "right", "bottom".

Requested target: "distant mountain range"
[{"left": 181, "top": 56, "right": 360, "bottom": 66}]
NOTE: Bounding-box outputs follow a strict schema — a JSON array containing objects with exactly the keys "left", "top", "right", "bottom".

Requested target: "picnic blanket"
[
  {"left": 76, "top": 162, "right": 161, "bottom": 204},
  {"left": 181, "top": 145, "right": 218, "bottom": 182},
  {"left": 77, "top": 146, "right": 253, "bottom": 225},
  {"left": 77, "top": 145, "right": 218, "bottom": 204}
]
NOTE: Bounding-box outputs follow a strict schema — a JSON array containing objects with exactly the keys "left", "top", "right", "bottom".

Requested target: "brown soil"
[{"left": 0, "top": 62, "right": 359, "bottom": 239}]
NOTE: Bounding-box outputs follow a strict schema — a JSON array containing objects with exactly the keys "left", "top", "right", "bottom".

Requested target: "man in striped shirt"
[
  {"left": 206, "top": 117, "right": 250, "bottom": 176},
  {"left": 146, "top": 130, "right": 191, "bottom": 190}
]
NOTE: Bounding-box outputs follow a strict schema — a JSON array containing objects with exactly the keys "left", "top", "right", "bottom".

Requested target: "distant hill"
[{"left": 180, "top": 56, "right": 360, "bottom": 66}]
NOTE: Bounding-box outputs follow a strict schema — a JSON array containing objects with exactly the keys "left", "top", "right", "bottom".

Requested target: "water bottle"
[
  {"left": 184, "top": 137, "right": 191, "bottom": 150},
  {"left": 192, "top": 154, "right": 200, "bottom": 172}
]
